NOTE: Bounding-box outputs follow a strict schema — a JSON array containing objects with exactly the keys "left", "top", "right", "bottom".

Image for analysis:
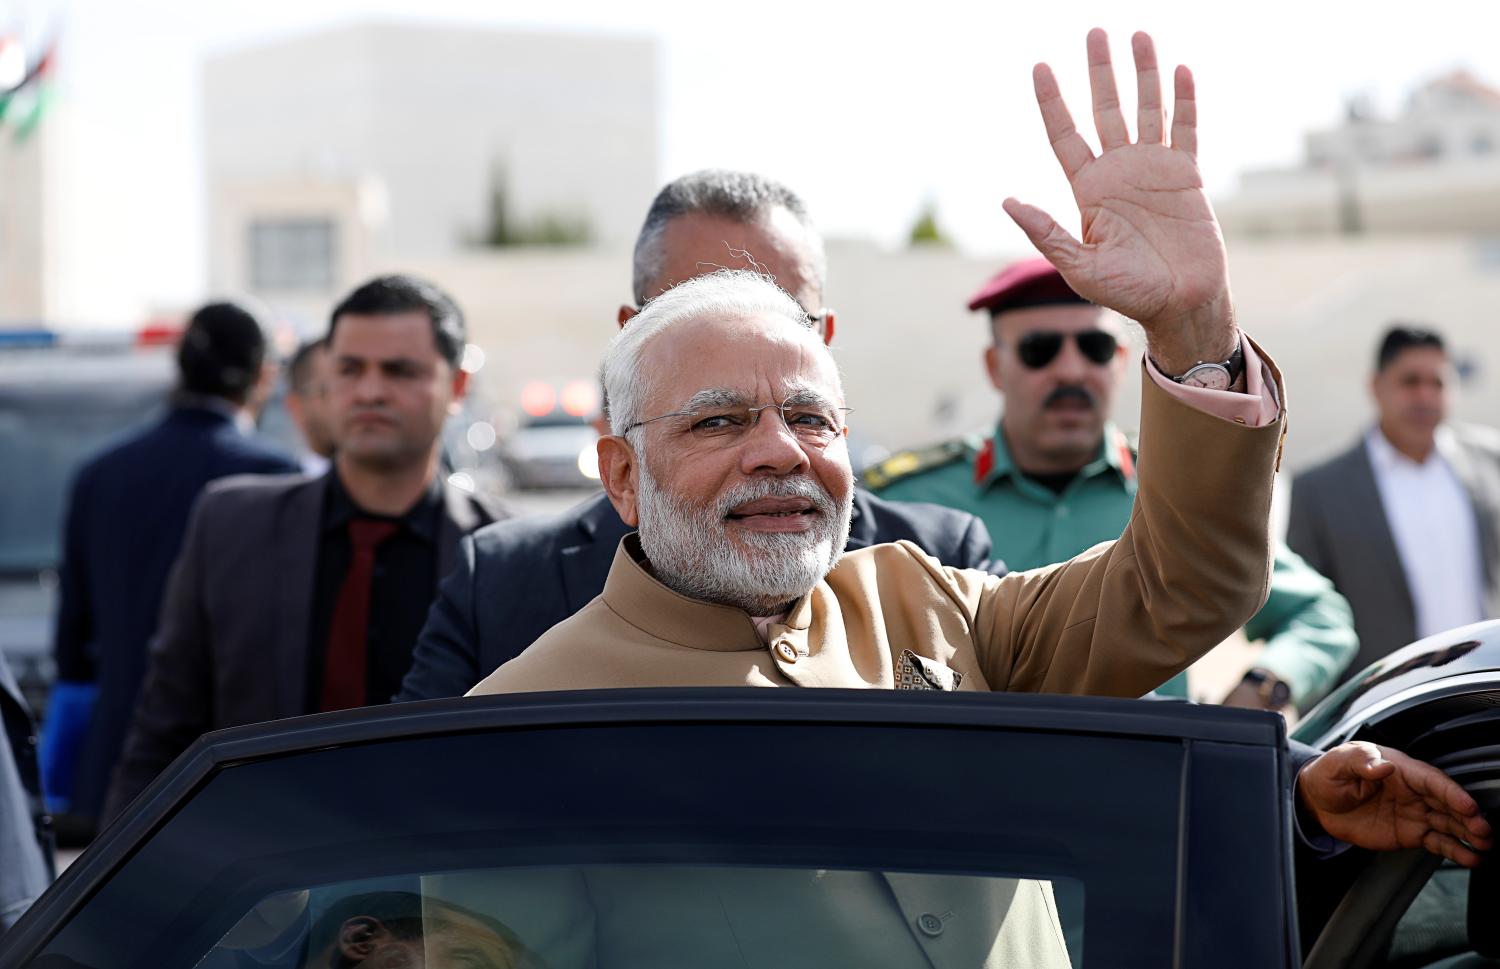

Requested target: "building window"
[
  {"left": 1474, "top": 131, "right": 1495, "bottom": 156},
  {"left": 248, "top": 218, "right": 336, "bottom": 292}
]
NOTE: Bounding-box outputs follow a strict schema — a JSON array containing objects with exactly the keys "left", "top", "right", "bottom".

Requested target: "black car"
[
  {"left": 2, "top": 624, "right": 1497, "bottom": 969},
  {"left": 1292, "top": 620, "right": 1500, "bottom": 969}
]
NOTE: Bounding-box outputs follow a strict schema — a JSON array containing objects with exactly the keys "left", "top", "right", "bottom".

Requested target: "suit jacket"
[
  {"left": 1287, "top": 425, "right": 1500, "bottom": 679},
  {"left": 471, "top": 367, "right": 1284, "bottom": 698},
  {"left": 51, "top": 404, "right": 297, "bottom": 820},
  {"left": 395, "top": 490, "right": 996, "bottom": 702},
  {"left": 104, "top": 472, "right": 506, "bottom": 822}
]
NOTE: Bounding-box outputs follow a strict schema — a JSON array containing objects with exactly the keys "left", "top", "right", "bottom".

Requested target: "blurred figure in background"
[
  {"left": 285, "top": 337, "right": 335, "bottom": 476},
  {"left": 104, "top": 275, "right": 508, "bottom": 821},
  {"left": 41, "top": 301, "right": 297, "bottom": 838},
  {"left": 866, "top": 259, "right": 1358, "bottom": 715},
  {"left": 396, "top": 169, "right": 997, "bottom": 702},
  {"left": 1289, "top": 324, "right": 1500, "bottom": 682}
]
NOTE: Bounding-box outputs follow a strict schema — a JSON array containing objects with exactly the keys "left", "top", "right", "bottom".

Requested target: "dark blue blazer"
[
  {"left": 51, "top": 404, "right": 296, "bottom": 819},
  {"left": 396, "top": 490, "right": 995, "bottom": 701}
]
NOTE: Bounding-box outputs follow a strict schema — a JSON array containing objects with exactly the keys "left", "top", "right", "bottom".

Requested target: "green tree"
[
  {"left": 908, "top": 200, "right": 952, "bottom": 248},
  {"left": 476, "top": 167, "right": 592, "bottom": 248}
]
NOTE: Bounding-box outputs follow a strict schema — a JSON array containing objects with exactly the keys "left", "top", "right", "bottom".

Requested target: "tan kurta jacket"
[
  {"left": 471, "top": 352, "right": 1286, "bottom": 701},
  {"left": 456, "top": 358, "right": 1285, "bottom": 969}
]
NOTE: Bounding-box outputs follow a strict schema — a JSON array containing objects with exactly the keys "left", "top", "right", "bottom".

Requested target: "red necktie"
[{"left": 319, "top": 518, "right": 399, "bottom": 712}]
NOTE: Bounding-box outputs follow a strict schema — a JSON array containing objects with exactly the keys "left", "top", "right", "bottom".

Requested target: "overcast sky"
[{"left": 14, "top": 0, "right": 1500, "bottom": 313}]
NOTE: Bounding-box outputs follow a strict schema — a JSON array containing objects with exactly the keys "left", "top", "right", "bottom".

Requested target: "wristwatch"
[
  {"left": 1240, "top": 668, "right": 1292, "bottom": 711},
  {"left": 1160, "top": 342, "right": 1245, "bottom": 391}
]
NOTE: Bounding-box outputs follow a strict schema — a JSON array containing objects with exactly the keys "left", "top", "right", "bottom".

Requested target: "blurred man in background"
[
  {"left": 396, "top": 169, "right": 997, "bottom": 702},
  {"left": 866, "top": 259, "right": 1358, "bottom": 714},
  {"left": 285, "top": 337, "right": 335, "bottom": 476},
  {"left": 41, "top": 301, "right": 297, "bottom": 837},
  {"left": 1290, "top": 324, "right": 1500, "bottom": 680},
  {"left": 105, "top": 275, "right": 507, "bottom": 820}
]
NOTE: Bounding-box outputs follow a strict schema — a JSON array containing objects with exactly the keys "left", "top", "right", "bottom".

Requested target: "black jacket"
[{"left": 396, "top": 490, "right": 996, "bottom": 701}]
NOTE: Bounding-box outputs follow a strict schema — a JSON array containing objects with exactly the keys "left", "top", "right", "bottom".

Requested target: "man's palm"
[
  {"left": 1005, "top": 29, "right": 1231, "bottom": 341},
  {"left": 1066, "top": 146, "right": 1226, "bottom": 324},
  {"left": 1300, "top": 742, "right": 1493, "bottom": 868}
]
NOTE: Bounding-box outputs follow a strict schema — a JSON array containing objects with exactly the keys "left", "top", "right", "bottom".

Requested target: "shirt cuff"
[
  {"left": 1144, "top": 333, "right": 1281, "bottom": 428},
  {"left": 1292, "top": 780, "right": 1354, "bottom": 859}
]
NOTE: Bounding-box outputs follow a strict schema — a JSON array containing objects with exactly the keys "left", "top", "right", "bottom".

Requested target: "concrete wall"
[
  {"left": 202, "top": 21, "right": 659, "bottom": 278},
  {"left": 392, "top": 234, "right": 1500, "bottom": 478}
]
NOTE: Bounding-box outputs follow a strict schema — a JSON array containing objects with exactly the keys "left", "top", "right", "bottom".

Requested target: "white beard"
[{"left": 635, "top": 462, "right": 853, "bottom": 616}]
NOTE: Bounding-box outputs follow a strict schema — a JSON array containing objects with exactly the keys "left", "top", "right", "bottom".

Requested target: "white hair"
[{"left": 603, "top": 269, "right": 835, "bottom": 442}]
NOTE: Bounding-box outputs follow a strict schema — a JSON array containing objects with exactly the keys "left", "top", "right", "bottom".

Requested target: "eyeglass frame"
[{"left": 619, "top": 389, "right": 853, "bottom": 445}]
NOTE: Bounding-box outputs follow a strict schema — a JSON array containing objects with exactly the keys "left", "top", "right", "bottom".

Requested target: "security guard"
[{"left": 867, "top": 259, "right": 1359, "bottom": 713}]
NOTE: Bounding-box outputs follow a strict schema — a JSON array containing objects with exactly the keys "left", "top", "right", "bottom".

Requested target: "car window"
[
  {"left": 0, "top": 384, "right": 165, "bottom": 571},
  {"left": 1383, "top": 863, "right": 1470, "bottom": 968},
  {"left": 194, "top": 866, "right": 1084, "bottom": 969}
]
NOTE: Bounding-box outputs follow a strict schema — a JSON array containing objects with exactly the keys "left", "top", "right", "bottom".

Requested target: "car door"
[
  {"left": 0, "top": 689, "right": 1298, "bottom": 969},
  {"left": 1294, "top": 620, "right": 1500, "bottom": 969}
]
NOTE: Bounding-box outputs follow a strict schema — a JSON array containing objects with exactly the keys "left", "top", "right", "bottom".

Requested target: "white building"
[
  {"left": 203, "top": 22, "right": 659, "bottom": 321},
  {"left": 0, "top": 127, "right": 48, "bottom": 324},
  {"left": 1219, "top": 71, "right": 1500, "bottom": 237}
]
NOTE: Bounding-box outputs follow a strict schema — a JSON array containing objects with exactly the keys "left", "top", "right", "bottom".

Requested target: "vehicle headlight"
[{"left": 578, "top": 444, "right": 600, "bottom": 480}]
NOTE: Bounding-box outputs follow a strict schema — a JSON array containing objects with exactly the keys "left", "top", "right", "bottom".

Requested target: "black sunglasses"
[{"left": 1014, "top": 330, "right": 1119, "bottom": 369}]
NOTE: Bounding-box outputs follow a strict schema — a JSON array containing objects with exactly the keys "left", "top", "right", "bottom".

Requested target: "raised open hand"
[{"left": 1005, "top": 30, "right": 1235, "bottom": 373}]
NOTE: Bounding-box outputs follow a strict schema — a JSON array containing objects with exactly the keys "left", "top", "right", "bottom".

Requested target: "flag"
[{"left": 0, "top": 38, "right": 56, "bottom": 143}]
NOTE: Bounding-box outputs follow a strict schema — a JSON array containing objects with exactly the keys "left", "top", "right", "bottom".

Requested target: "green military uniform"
[{"left": 866, "top": 422, "right": 1357, "bottom": 709}]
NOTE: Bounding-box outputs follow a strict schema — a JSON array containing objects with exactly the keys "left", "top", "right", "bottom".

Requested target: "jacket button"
[
  {"left": 917, "top": 913, "right": 944, "bottom": 937},
  {"left": 774, "top": 642, "right": 798, "bottom": 663}
]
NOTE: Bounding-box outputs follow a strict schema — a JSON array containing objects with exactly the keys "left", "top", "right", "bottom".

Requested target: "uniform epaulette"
[{"left": 861, "top": 439, "right": 971, "bottom": 491}]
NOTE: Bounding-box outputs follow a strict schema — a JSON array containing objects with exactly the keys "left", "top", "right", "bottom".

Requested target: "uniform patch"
[
  {"left": 896, "top": 649, "right": 965, "bottom": 691},
  {"left": 861, "top": 439, "right": 970, "bottom": 491}
]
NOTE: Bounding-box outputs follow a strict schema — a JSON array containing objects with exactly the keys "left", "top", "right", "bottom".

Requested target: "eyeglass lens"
[
  {"left": 1016, "top": 330, "right": 1119, "bottom": 369},
  {"left": 687, "top": 400, "right": 846, "bottom": 445}
]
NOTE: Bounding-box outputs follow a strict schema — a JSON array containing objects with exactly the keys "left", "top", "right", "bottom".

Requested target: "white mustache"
[{"left": 715, "top": 477, "right": 836, "bottom": 519}]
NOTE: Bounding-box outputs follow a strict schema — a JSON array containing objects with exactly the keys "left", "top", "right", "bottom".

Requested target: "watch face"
[{"left": 1180, "top": 363, "right": 1232, "bottom": 391}]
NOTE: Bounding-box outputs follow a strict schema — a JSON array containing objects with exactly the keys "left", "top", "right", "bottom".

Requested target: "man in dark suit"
[
  {"left": 43, "top": 301, "right": 297, "bottom": 831},
  {"left": 1289, "top": 325, "right": 1500, "bottom": 680},
  {"left": 105, "top": 275, "right": 507, "bottom": 820},
  {"left": 397, "top": 170, "right": 995, "bottom": 701}
]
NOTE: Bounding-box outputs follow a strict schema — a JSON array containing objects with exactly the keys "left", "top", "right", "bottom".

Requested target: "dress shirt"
[
  {"left": 1366, "top": 427, "right": 1487, "bottom": 639},
  {"left": 306, "top": 471, "right": 444, "bottom": 709}
]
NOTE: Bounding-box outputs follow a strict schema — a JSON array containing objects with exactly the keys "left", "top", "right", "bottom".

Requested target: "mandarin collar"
[{"left": 602, "top": 534, "right": 814, "bottom": 651}]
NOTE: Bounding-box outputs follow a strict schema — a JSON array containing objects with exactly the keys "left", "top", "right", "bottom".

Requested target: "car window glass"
[
  {"left": 0, "top": 397, "right": 163, "bottom": 571},
  {"left": 196, "top": 867, "right": 1084, "bottom": 969},
  {"left": 1385, "top": 863, "right": 1470, "bottom": 969}
]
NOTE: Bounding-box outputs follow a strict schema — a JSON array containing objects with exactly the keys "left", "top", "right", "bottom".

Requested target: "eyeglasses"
[
  {"left": 1012, "top": 330, "right": 1120, "bottom": 369},
  {"left": 622, "top": 392, "right": 852, "bottom": 448}
]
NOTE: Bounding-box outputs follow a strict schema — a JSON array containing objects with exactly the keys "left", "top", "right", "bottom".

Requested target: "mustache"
[
  {"left": 716, "top": 476, "right": 836, "bottom": 519},
  {"left": 1043, "top": 385, "right": 1097, "bottom": 410}
]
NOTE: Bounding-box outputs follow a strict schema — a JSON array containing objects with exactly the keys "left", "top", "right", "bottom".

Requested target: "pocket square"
[{"left": 896, "top": 649, "right": 964, "bottom": 691}]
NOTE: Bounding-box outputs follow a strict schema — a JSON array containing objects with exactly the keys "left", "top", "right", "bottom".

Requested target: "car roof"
[{"left": 1294, "top": 618, "right": 1500, "bottom": 752}]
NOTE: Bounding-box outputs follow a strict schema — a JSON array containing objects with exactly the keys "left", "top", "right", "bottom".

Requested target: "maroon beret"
[{"left": 967, "top": 257, "right": 1086, "bottom": 316}]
